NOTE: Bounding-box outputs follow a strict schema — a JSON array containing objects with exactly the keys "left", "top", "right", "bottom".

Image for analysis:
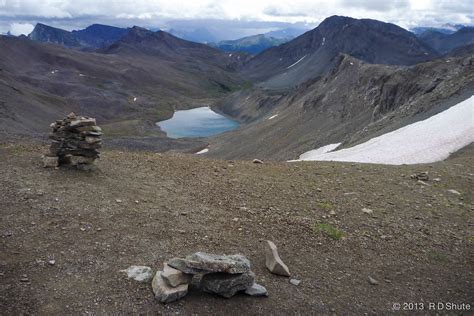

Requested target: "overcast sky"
[{"left": 0, "top": 0, "right": 472, "bottom": 37}]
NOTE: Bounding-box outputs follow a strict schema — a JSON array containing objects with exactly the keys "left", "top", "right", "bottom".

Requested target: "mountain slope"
[
  {"left": 418, "top": 27, "right": 474, "bottom": 54},
  {"left": 241, "top": 16, "right": 437, "bottom": 89},
  {"left": 0, "top": 34, "right": 244, "bottom": 144},
  {"left": 297, "top": 96, "right": 474, "bottom": 164},
  {"left": 209, "top": 50, "right": 474, "bottom": 160}
]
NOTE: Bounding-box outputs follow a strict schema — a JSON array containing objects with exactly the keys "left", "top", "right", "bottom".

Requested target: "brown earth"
[{"left": 0, "top": 141, "right": 472, "bottom": 315}]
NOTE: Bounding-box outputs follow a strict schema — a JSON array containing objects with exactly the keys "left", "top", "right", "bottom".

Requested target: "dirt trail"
[{"left": 0, "top": 142, "right": 472, "bottom": 314}]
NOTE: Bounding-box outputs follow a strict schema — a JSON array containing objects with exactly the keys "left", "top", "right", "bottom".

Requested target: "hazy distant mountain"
[
  {"left": 168, "top": 27, "right": 218, "bottom": 43},
  {"left": 241, "top": 15, "right": 437, "bottom": 89},
  {"left": 28, "top": 23, "right": 128, "bottom": 48},
  {"left": 411, "top": 24, "right": 467, "bottom": 35},
  {"left": 213, "top": 34, "right": 288, "bottom": 54},
  {"left": 264, "top": 27, "right": 308, "bottom": 39},
  {"left": 418, "top": 27, "right": 474, "bottom": 54}
]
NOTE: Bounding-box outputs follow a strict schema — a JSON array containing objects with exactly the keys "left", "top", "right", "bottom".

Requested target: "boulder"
[
  {"left": 152, "top": 271, "right": 188, "bottom": 303},
  {"left": 200, "top": 271, "right": 255, "bottom": 298},
  {"left": 162, "top": 263, "right": 192, "bottom": 287},
  {"left": 265, "top": 240, "right": 290, "bottom": 276},
  {"left": 168, "top": 252, "right": 251, "bottom": 274}
]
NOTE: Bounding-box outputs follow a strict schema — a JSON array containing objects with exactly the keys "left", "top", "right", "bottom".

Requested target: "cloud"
[
  {"left": 0, "top": 0, "right": 472, "bottom": 35},
  {"left": 9, "top": 22, "right": 34, "bottom": 35}
]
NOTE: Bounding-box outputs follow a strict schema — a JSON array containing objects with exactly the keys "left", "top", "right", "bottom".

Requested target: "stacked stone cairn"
[
  {"left": 43, "top": 112, "right": 102, "bottom": 170},
  {"left": 152, "top": 252, "right": 268, "bottom": 303}
]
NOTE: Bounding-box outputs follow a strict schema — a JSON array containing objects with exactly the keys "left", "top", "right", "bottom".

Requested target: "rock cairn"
[
  {"left": 44, "top": 113, "right": 102, "bottom": 169},
  {"left": 152, "top": 252, "right": 268, "bottom": 303}
]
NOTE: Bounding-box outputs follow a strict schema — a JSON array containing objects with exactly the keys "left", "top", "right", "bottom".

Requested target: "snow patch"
[
  {"left": 133, "top": 97, "right": 137, "bottom": 102},
  {"left": 268, "top": 114, "right": 279, "bottom": 120},
  {"left": 287, "top": 55, "right": 306, "bottom": 69},
  {"left": 350, "top": 62, "right": 354, "bottom": 65},
  {"left": 228, "top": 53, "right": 232, "bottom": 57},
  {"left": 50, "top": 70, "right": 58, "bottom": 74},
  {"left": 295, "top": 96, "right": 474, "bottom": 165},
  {"left": 297, "top": 143, "right": 341, "bottom": 160},
  {"left": 79, "top": 73, "right": 85, "bottom": 77},
  {"left": 196, "top": 148, "right": 209, "bottom": 154},
  {"left": 322, "top": 37, "right": 326, "bottom": 46}
]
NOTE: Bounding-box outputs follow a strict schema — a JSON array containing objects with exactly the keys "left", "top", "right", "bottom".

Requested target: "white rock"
[
  {"left": 265, "top": 240, "right": 290, "bottom": 276},
  {"left": 362, "top": 208, "right": 373, "bottom": 214},
  {"left": 290, "top": 278, "right": 301, "bottom": 286},
  {"left": 447, "top": 189, "right": 461, "bottom": 195},
  {"left": 120, "top": 265, "right": 152, "bottom": 282},
  {"left": 368, "top": 275, "right": 379, "bottom": 285}
]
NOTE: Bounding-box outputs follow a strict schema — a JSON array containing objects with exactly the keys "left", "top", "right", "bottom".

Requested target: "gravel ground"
[{"left": 0, "top": 141, "right": 472, "bottom": 315}]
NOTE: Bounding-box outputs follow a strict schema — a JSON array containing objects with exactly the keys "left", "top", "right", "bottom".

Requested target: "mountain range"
[
  {"left": 1, "top": 15, "right": 473, "bottom": 160},
  {"left": 28, "top": 23, "right": 129, "bottom": 48}
]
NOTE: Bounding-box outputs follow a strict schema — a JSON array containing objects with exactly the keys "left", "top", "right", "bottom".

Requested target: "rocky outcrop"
[
  {"left": 152, "top": 252, "right": 267, "bottom": 303},
  {"left": 44, "top": 113, "right": 102, "bottom": 170}
]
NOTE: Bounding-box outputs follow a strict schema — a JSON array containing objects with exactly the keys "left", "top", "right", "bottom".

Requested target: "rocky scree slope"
[{"left": 210, "top": 50, "right": 474, "bottom": 160}]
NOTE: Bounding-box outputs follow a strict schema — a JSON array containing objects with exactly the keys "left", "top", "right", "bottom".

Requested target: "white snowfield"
[{"left": 296, "top": 96, "right": 474, "bottom": 165}]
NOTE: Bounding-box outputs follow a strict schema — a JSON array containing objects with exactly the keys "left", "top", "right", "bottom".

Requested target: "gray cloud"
[{"left": 0, "top": 0, "right": 472, "bottom": 36}]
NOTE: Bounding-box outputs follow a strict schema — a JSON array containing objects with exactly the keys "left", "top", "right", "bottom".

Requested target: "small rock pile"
[
  {"left": 152, "top": 252, "right": 267, "bottom": 303},
  {"left": 44, "top": 112, "right": 102, "bottom": 169}
]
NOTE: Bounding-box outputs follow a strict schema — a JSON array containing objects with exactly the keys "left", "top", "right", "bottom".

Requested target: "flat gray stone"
[
  {"left": 168, "top": 252, "right": 251, "bottom": 274},
  {"left": 200, "top": 271, "right": 255, "bottom": 298},
  {"left": 244, "top": 283, "right": 268, "bottom": 296},
  {"left": 162, "top": 263, "right": 192, "bottom": 287},
  {"left": 265, "top": 240, "right": 290, "bottom": 276},
  {"left": 152, "top": 271, "right": 188, "bottom": 303}
]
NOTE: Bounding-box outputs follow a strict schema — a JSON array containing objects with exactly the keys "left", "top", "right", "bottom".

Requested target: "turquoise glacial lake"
[{"left": 156, "top": 107, "right": 240, "bottom": 138}]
